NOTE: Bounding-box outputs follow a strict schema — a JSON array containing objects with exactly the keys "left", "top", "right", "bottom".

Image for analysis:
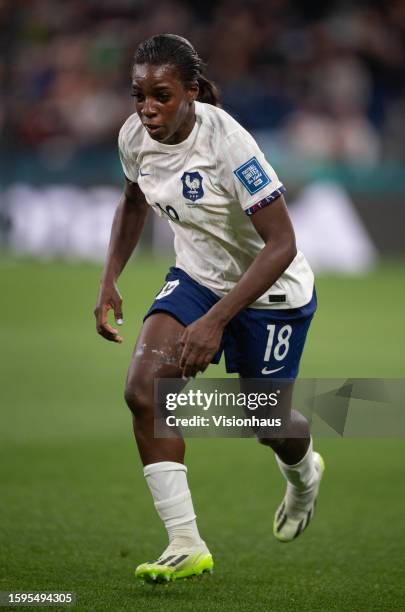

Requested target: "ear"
[{"left": 187, "top": 80, "right": 199, "bottom": 103}]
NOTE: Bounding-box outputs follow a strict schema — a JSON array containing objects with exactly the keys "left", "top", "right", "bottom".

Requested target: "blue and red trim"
[{"left": 245, "top": 185, "right": 286, "bottom": 216}]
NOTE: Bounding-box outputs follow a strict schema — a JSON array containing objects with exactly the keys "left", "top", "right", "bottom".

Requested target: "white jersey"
[{"left": 118, "top": 101, "right": 314, "bottom": 309}]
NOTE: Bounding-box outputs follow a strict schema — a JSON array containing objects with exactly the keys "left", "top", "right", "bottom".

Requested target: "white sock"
[
  {"left": 275, "top": 440, "right": 319, "bottom": 515},
  {"left": 143, "top": 461, "right": 203, "bottom": 547},
  {"left": 275, "top": 439, "right": 317, "bottom": 490}
]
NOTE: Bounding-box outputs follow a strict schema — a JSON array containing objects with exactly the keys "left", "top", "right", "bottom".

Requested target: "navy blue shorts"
[{"left": 144, "top": 267, "right": 316, "bottom": 379}]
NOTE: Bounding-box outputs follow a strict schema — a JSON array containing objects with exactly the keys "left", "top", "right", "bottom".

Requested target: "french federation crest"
[{"left": 181, "top": 171, "right": 204, "bottom": 202}]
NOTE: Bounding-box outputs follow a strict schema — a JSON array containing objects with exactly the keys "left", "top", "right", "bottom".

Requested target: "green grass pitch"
[{"left": 1, "top": 256, "right": 404, "bottom": 611}]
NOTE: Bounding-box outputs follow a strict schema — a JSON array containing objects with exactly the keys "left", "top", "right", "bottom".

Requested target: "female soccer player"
[{"left": 95, "top": 34, "right": 324, "bottom": 583}]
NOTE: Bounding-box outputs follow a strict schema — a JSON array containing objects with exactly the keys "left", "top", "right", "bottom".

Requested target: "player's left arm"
[{"left": 179, "top": 194, "right": 296, "bottom": 377}]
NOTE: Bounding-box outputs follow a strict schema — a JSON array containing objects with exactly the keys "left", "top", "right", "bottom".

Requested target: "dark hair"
[{"left": 134, "top": 34, "right": 220, "bottom": 107}]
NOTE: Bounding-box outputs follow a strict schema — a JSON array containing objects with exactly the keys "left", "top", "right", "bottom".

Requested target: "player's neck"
[{"left": 165, "top": 106, "right": 196, "bottom": 145}]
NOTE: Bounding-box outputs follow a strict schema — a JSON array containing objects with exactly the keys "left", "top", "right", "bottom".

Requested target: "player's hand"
[
  {"left": 179, "top": 314, "right": 224, "bottom": 377},
  {"left": 94, "top": 281, "right": 124, "bottom": 343}
]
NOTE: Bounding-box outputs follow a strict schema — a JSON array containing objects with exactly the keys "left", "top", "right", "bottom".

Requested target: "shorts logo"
[
  {"left": 261, "top": 366, "right": 284, "bottom": 375},
  {"left": 234, "top": 157, "right": 271, "bottom": 195},
  {"left": 156, "top": 280, "right": 180, "bottom": 300},
  {"left": 181, "top": 171, "right": 204, "bottom": 202}
]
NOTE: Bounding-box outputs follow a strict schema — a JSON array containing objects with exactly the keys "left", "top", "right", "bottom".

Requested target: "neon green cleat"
[
  {"left": 135, "top": 541, "right": 214, "bottom": 584},
  {"left": 273, "top": 452, "right": 325, "bottom": 543}
]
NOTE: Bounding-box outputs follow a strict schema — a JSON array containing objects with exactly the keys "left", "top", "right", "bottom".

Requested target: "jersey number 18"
[{"left": 155, "top": 202, "right": 180, "bottom": 221}]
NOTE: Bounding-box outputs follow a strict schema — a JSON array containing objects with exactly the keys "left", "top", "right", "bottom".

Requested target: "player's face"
[{"left": 132, "top": 64, "right": 198, "bottom": 145}]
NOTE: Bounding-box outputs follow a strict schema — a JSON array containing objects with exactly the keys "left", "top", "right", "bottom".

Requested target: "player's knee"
[
  {"left": 124, "top": 378, "right": 153, "bottom": 420},
  {"left": 257, "top": 436, "right": 287, "bottom": 450}
]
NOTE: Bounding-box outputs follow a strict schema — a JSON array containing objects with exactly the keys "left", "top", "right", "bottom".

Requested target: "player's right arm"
[{"left": 94, "top": 178, "right": 148, "bottom": 343}]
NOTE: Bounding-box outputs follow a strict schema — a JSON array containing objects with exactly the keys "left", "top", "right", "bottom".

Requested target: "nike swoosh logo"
[
  {"left": 261, "top": 365, "right": 285, "bottom": 375},
  {"left": 139, "top": 169, "right": 151, "bottom": 176}
]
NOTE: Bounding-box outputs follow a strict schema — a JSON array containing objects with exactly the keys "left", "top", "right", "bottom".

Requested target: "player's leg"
[
  {"left": 124, "top": 312, "right": 213, "bottom": 582},
  {"left": 238, "top": 375, "right": 324, "bottom": 542},
  {"left": 253, "top": 381, "right": 325, "bottom": 543},
  {"left": 229, "top": 298, "right": 324, "bottom": 542},
  {"left": 125, "top": 311, "right": 185, "bottom": 465}
]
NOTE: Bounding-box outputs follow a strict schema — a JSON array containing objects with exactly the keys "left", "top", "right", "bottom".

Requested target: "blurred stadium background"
[
  {"left": 1, "top": 0, "right": 404, "bottom": 610},
  {"left": 1, "top": 0, "right": 405, "bottom": 264}
]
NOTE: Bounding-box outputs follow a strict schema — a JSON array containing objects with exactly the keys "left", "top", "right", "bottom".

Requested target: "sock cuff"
[
  {"left": 143, "top": 461, "right": 187, "bottom": 478},
  {"left": 154, "top": 491, "right": 191, "bottom": 511},
  {"left": 276, "top": 438, "right": 313, "bottom": 469}
]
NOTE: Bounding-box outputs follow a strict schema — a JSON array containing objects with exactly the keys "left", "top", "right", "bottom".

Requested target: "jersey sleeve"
[
  {"left": 118, "top": 122, "right": 139, "bottom": 183},
  {"left": 219, "top": 129, "right": 286, "bottom": 215}
]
